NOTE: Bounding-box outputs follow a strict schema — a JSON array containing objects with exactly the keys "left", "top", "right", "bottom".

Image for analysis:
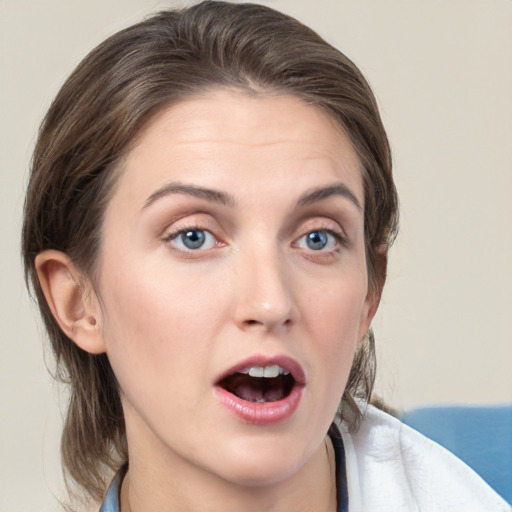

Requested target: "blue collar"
[{"left": 99, "top": 429, "right": 348, "bottom": 512}]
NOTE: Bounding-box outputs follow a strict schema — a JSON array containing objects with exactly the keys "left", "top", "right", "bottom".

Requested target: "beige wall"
[{"left": 1, "top": 0, "right": 511, "bottom": 509}]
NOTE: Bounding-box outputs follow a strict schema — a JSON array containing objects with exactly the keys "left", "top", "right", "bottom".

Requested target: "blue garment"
[
  {"left": 99, "top": 465, "right": 127, "bottom": 512},
  {"left": 99, "top": 429, "right": 349, "bottom": 511}
]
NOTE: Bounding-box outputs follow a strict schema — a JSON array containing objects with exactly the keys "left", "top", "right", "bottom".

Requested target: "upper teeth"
[{"left": 240, "top": 365, "right": 290, "bottom": 378}]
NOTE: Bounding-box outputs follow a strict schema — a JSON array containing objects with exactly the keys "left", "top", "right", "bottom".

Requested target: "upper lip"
[{"left": 214, "top": 354, "right": 306, "bottom": 386}]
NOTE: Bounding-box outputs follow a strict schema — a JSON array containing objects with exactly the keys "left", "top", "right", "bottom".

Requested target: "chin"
[{"left": 211, "top": 433, "right": 311, "bottom": 488}]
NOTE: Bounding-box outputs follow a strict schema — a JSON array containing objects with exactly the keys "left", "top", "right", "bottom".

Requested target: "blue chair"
[{"left": 402, "top": 404, "right": 512, "bottom": 504}]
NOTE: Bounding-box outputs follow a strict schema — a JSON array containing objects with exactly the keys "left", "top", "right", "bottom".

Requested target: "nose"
[{"left": 232, "top": 245, "right": 298, "bottom": 333}]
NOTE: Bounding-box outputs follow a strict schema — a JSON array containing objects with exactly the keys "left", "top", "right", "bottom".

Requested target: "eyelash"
[
  {"left": 295, "top": 228, "right": 347, "bottom": 252},
  {"left": 163, "top": 225, "right": 220, "bottom": 253},
  {"left": 162, "top": 225, "right": 347, "bottom": 256}
]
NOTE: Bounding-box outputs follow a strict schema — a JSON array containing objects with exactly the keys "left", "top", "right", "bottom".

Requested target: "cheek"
[
  {"left": 299, "top": 271, "right": 369, "bottom": 377},
  {"left": 96, "top": 258, "right": 224, "bottom": 393},
  {"left": 303, "top": 272, "right": 369, "bottom": 340}
]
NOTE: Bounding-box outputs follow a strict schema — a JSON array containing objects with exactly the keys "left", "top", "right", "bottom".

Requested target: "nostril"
[{"left": 241, "top": 317, "right": 293, "bottom": 330}]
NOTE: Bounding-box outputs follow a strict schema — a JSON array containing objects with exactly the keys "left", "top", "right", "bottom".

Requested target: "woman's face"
[{"left": 95, "top": 90, "right": 377, "bottom": 487}]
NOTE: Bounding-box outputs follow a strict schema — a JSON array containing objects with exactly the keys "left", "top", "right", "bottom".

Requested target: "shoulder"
[{"left": 339, "top": 404, "right": 510, "bottom": 512}]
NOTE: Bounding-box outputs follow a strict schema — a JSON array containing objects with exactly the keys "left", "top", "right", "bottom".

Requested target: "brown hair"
[{"left": 22, "top": 0, "right": 398, "bottom": 503}]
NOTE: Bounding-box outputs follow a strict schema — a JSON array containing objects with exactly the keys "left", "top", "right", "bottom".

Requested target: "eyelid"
[
  {"left": 293, "top": 215, "right": 348, "bottom": 240},
  {"left": 292, "top": 204, "right": 356, "bottom": 236},
  {"left": 161, "top": 211, "right": 217, "bottom": 240}
]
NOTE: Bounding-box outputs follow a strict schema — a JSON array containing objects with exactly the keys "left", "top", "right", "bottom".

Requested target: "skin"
[{"left": 36, "top": 89, "right": 380, "bottom": 511}]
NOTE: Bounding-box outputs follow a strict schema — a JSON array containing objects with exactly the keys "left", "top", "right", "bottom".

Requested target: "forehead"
[{"left": 112, "top": 89, "right": 364, "bottom": 208}]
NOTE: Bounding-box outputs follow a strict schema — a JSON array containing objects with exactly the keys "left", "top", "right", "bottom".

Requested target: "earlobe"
[{"left": 35, "top": 250, "right": 106, "bottom": 354}]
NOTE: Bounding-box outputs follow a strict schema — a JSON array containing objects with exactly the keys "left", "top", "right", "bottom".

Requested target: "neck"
[{"left": 120, "top": 435, "right": 337, "bottom": 512}]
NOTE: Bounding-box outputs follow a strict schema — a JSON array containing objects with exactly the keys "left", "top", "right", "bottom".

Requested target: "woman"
[{"left": 22, "top": 2, "right": 509, "bottom": 511}]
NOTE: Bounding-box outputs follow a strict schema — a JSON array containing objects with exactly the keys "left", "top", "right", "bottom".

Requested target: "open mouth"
[{"left": 217, "top": 365, "right": 296, "bottom": 403}]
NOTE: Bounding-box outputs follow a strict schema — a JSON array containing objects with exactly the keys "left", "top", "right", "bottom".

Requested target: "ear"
[
  {"left": 358, "top": 244, "right": 388, "bottom": 342},
  {"left": 35, "top": 250, "right": 106, "bottom": 354}
]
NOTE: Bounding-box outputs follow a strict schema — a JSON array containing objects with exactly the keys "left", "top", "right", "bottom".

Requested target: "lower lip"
[{"left": 214, "top": 386, "right": 304, "bottom": 425}]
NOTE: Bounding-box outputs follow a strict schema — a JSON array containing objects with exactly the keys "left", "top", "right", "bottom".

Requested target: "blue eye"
[
  {"left": 306, "top": 231, "right": 328, "bottom": 250},
  {"left": 170, "top": 229, "right": 216, "bottom": 251},
  {"left": 181, "top": 230, "right": 205, "bottom": 249},
  {"left": 296, "top": 230, "right": 339, "bottom": 251}
]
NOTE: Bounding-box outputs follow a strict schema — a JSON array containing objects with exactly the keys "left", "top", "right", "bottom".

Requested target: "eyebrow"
[
  {"left": 296, "top": 183, "right": 362, "bottom": 211},
  {"left": 143, "top": 181, "right": 361, "bottom": 212},
  {"left": 143, "top": 182, "right": 236, "bottom": 209}
]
